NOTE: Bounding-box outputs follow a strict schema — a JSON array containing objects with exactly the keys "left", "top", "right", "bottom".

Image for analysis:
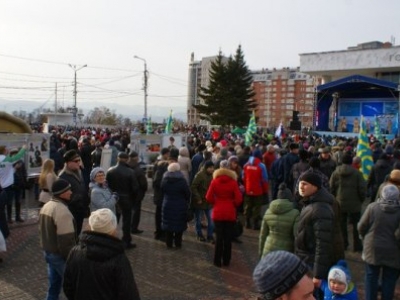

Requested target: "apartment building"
[{"left": 252, "top": 68, "right": 318, "bottom": 129}]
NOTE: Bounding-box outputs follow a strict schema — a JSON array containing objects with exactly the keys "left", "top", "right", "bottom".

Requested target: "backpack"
[{"left": 243, "top": 158, "right": 266, "bottom": 196}]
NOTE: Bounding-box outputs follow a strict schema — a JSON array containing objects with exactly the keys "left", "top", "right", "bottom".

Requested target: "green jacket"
[
  {"left": 330, "top": 164, "right": 366, "bottom": 213},
  {"left": 259, "top": 198, "right": 299, "bottom": 258},
  {"left": 190, "top": 169, "right": 213, "bottom": 210}
]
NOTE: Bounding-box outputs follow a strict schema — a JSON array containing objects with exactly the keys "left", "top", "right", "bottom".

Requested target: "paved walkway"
[{"left": 1, "top": 190, "right": 400, "bottom": 299}]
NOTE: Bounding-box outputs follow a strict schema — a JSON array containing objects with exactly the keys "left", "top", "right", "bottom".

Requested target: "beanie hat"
[
  {"left": 52, "top": 179, "right": 71, "bottom": 196},
  {"left": 277, "top": 183, "right": 293, "bottom": 200},
  {"left": 63, "top": 150, "right": 80, "bottom": 162},
  {"left": 289, "top": 143, "right": 299, "bottom": 150},
  {"left": 252, "top": 149, "right": 262, "bottom": 160},
  {"left": 220, "top": 160, "right": 229, "bottom": 169},
  {"left": 328, "top": 260, "right": 351, "bottom": 294},
  {"left": 385, "top": 145, "right": 394, "bottom": 155},
  {"left": 90, "top": 167, "right": 105, "bottom": 182},
  {"left": 161, "top": 148, "right": 170, "bottom": 156},
  {"left": 299, "top": 172, "right": 322, "bottom": 189},
  {"left": 204, "top": 161, "right": 215, "bottom": 169},
  {"left": 253, "top": 250, "right": 309, "bottom": 300},
  {"left": 88, "top": 208, "right": 117, "bottom": 235},
  {"left": 168, "top": 162, "right": 180, "bottom": 172},
  {"left": 342, "top": 154, "right": 353, "bottom": 165},
  {"left": 379, "top": 184, "right": 399, "bottom": 205},
  {"left": 228, "top": 155, "right": 239, "bottom": 163}
]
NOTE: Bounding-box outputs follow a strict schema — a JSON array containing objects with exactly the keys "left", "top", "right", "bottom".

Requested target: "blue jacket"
[{"left": 161, "top": 171, "right": 190, "bottom": 232}]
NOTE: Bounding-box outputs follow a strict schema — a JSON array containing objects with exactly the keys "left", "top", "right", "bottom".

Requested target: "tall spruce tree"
[{"left": 194, "top": 45, "right": 257, "bottom": 127}]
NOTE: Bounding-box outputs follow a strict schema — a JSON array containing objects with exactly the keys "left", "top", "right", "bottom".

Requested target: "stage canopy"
[{"left": 316, "top": 75, "right": 399, "bottom": 130}]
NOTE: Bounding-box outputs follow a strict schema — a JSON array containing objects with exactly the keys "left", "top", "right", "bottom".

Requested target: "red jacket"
[
  {"left": 263, "top": 151, "right": 276, "bottom": 173},
  {"left": 243, "top": 157, "right": 269, "bottom": 196},
  {"left": 206, "top": 168, "right": 243, "bottom": 222}
]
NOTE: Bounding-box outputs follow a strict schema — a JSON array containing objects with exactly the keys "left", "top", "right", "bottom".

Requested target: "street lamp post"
[
  {"left": 134, "top": 55, "right": 148, "bottom": 121},
  {"left": 68, "top": 64, "right": 87, "bottom": 127}
]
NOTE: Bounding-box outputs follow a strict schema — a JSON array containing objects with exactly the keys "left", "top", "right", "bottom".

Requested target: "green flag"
[{"left": 245, "top": 111, "right": 256, "bottom": 146}]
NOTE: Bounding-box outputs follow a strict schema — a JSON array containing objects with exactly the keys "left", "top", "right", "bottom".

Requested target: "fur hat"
[
  {"left": 168, "top": 162, "right": 180, "bottom": 172},
  {"left": 51, "top": 179, "right": 71, "bottom": 196},
  {"left": 88, "top": 208, "right": 117, "bottom": 235},
  {"left": 63, "top": 150, "right": 80, "bottom": 162},
  {"left": 379, "top": 184, "right": 399, "bottom": 205},
  {"left": 90, "top": 167, "right": 105, "bottom": 182},
  {"left": 277, "top": 183, "right": 293, "bottom": 200},
  {"left": 299, "top": 172, "right": 322, "bottom": 189},
  {"left": 253, "top": 250, "right": 309, "bottom": 300},
  {"left": 328, "top": 260, "right": 351, "bottom": 294}
]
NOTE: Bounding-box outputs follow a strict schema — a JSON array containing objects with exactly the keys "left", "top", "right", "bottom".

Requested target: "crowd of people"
[{"left": 2, "top": 124, "right": 400, "bottom": 299}]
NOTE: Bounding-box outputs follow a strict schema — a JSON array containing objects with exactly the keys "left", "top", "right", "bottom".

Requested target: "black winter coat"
[
  {"left": 106, "top": 162, "right": 139, "bottom": 198},
  {"left": 63, "top": 231, "right": 140, "bottom": 300},
  {"left": 161, "top": 171, "right": 190, "bottom": 232},
  {"left": 295, "top": 187, "right": 335, "bottom": 279},
  {"left": 59, "top": 168, "right": 89, "bottom": 216}
]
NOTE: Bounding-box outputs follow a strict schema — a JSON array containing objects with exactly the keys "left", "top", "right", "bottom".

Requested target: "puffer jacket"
[
  {"left": 330, "top": 164, "right": 366, "bottom": 213},
  {"left": 358, "top": 198, "right": 400, "bottom": 269},
  {"left": 89, "top": 182, "right": 117, "bottom": 215},
  {"left": 63, "top": 231, "right": 140, "bottom": 300},
  {"left": 295, "top": 187, "right": 335, "bottom": 279},
  {"left": 190, "top": 169, "right": 213, "bottom": 210},
  {"left": 206, "top": 168, "right": 242, "bottom": 221},
  {"left": 259, "top": 198, "right": 299, "bottom": 258},
  {"left": 161, "top": 171, "right": 190, "bottom": 232}
]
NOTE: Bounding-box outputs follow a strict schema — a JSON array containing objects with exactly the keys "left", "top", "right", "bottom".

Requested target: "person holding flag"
[
  {"left": 146, "top": 116, "right": 153, "bottom": 135},
  {"left": 357, "top": 115, "right": 374, "bottom": 181}
]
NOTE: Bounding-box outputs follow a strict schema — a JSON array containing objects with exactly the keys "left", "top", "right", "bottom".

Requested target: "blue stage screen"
[{"left": 361, "top": 102, "right": 384, "bottom": 116}]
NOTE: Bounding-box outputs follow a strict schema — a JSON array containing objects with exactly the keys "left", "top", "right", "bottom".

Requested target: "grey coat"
[
  {"left": 89, "top": 182, "right": 117, "bottom": 215},
  {"left": 358, "top": 199, "right": 400, "bottom": 269}
]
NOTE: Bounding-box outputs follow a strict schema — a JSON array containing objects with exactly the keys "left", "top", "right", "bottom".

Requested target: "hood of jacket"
[
  {"left": 78, "top": 231, "right": 125, "bottom": 262},
  {"left": 269, "top": 198, "right": 295, "bottom": 214},
  {"left": 336, "top": 164, "right": 356, "bottom": 177},
  {"left": 377, "top": 197, "right": 400, "bottom": 213},
  {"left": 213, "top": 168, "right": 237, "bottom": 181}
]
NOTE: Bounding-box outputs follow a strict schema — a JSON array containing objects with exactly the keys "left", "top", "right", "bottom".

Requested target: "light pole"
[
  {"left": 68, "top": 64, "right": 87, "bottom": 126},
  {"left": 134, "top": 55, "right": 148, "bottom": 121}
]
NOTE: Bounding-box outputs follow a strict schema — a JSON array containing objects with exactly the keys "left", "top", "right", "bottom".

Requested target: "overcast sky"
[{"left": 1, "top": 0, "right": 399, "bottom": 118}]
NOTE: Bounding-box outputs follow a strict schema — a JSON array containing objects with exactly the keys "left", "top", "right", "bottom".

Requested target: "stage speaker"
[
  {"left": 292, "top": 110, "right": 300, "bottom": 121},
  {"left": 290, "top": 121, "right": 302, "bottom": 130}
]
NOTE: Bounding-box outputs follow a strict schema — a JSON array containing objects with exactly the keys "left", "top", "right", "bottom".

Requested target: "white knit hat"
[
  {"left": 88, "top": 208, "right": 117, "bottom": 235},
  {"left": 168, "top": 162, "right": 180, "bottom": 172}
]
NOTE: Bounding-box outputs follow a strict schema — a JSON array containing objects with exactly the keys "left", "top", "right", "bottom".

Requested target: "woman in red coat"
[{"left": 206, "top": 161, "right": 243, "bottom": 267}]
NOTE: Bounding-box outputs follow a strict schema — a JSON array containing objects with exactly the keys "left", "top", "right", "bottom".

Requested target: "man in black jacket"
[
  {"left": 59, "top": 150, "right": 90, "bottom": 235},
  {"left": 128, "top": 151, "right": 148, "bottom": 234},
  {"left": 63, "top": 208, "right": 141, "bottom": 300},
  {"left": 107, "top": 152, "right": 139, "bottom": 249},
  {"left": 295, "top": 172, "right": 335, "bottom": 291}
]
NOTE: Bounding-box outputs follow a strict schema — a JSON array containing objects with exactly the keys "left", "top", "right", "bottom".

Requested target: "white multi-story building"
[{"left": 187, "top": 53, "right": 228, "bottom": 126}]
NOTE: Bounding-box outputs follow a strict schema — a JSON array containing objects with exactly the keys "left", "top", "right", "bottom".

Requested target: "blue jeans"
[
  {"left": 195, "top": 209, "right": 214, "bottom": 238},
  {"left": 365, "top": 263, "right": 400, "bottom": 300},
  {"left": 44, "top": 252, "right": 65, "bottom": 300}
]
